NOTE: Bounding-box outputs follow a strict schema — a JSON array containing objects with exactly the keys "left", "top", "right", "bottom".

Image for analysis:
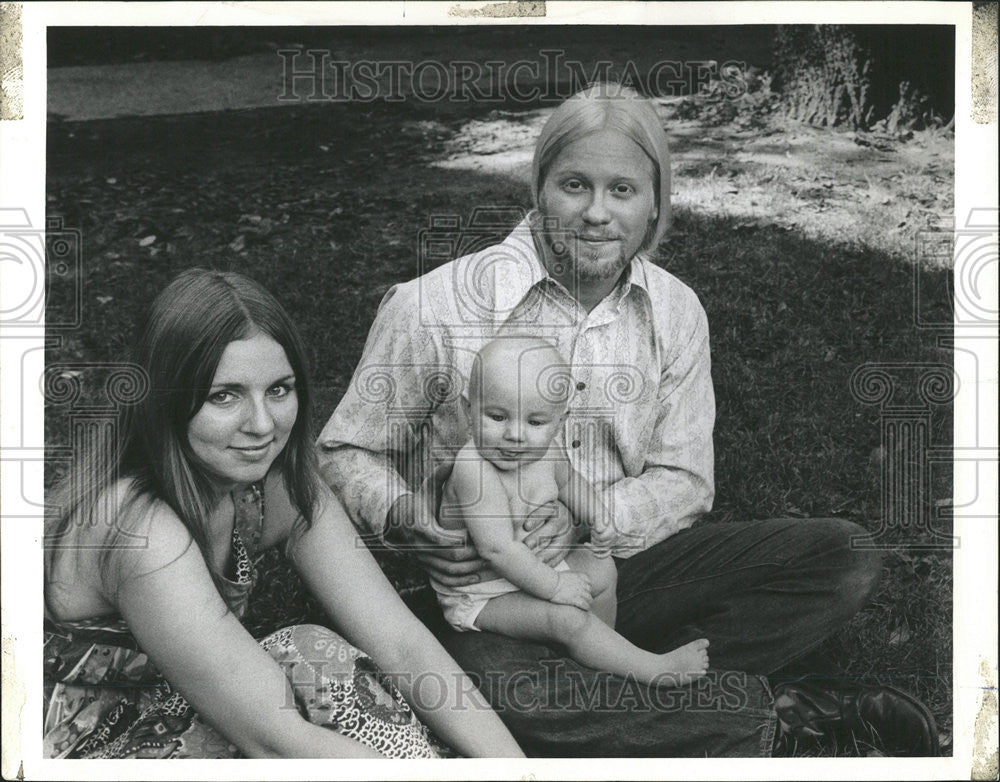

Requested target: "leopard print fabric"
[{"left": 260, "top": 624, "right": 446, "bottom": 759}]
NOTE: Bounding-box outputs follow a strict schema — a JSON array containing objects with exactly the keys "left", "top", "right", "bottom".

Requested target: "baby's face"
[{"left": 470, "top": 373, "right": 566, "bottom": 472}]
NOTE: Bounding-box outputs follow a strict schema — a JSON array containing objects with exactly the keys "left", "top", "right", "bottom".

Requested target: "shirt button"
[
  {"left": 576, "top": 381, "right": 586, "bottom": 391},
  {"left": 571, "top": 439, "right": 581, "bottom": 448}
]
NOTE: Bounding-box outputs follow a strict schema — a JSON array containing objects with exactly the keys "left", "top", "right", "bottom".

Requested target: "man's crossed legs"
[{"left": 436, "top": 518, "right": 888, "bottom": 757}]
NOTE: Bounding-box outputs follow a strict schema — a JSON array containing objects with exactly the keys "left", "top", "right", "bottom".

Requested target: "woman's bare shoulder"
[
  {"left": 119, "top": 493, "right": 196, "bottom": 571},
  {"left": 89, "top": 479, "right": 197, "bottom": 583},
  {"left": 47, "top": 478, "right": 197, "bottom": 617}
]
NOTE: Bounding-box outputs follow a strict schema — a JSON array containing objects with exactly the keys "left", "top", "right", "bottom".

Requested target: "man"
[{"left": 318, "top": 84, "right": 939, "bottom": 757}]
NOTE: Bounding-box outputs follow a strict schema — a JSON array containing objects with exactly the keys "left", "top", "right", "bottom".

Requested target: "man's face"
[{"left": 539, "top": 128, "right": 658, "bottom": 282}]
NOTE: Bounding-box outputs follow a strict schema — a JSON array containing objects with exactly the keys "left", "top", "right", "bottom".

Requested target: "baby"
[{"left": 433, "top": 336, "right": 710, "bottom": 687}]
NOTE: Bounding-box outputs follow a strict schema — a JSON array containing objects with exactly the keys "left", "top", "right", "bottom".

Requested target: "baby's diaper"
[{"left": 432, "top": 560, "right": 571, "bottom": 632}]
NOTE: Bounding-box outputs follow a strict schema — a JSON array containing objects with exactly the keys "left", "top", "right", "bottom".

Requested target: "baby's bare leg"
[
  {"left": 564, "top": 548, "right": 617, "bottom": 628},
  {"left": 475, "top": 592, "right": 710, "bottom": 687}
]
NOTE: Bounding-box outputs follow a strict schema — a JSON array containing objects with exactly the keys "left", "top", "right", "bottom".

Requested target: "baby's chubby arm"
[
  {"left": 447, "top": 452, "right": 592, "bottom": 610},
  {"left": 554, "top": 456, "right": 616, "bottom": 555}
]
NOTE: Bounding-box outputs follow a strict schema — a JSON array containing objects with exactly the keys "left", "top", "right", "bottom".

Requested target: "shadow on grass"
[{"left": 44, "top": 99, "right": 955, "bottom": 750}]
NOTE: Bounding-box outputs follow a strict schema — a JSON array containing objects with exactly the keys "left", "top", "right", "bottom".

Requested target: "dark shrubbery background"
[{"left": 50, "top": 24, "right": 955, "bottom": 129}]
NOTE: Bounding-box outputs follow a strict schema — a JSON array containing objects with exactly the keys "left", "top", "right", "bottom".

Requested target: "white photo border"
[{"left": 2, "top": 2, "right": 995, "bottom": 780}]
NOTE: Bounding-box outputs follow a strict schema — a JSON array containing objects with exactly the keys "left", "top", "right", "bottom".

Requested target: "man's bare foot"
[{"left": 651, "top": 638, "right": 710, "bottom": 687}]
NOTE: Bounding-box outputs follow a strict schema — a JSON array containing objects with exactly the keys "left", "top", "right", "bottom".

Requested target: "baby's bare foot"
[{"left": 653, "top": 638, "right": 710, "bottom": 687}]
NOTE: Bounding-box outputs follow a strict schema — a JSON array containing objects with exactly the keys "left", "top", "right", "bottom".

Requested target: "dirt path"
[{"left": 421, "top": 104, "right": 954, "bottom": 261}]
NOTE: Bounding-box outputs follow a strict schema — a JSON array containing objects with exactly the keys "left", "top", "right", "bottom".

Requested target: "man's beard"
[{"left": 570, "top": 241, "right": 629, "bottom": 282}]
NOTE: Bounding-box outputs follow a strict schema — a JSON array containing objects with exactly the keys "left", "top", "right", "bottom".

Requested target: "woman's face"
[
  {"left": 186, "top": 332, "right": 298, "bottom": 490},
  {"left": 539, "top": 128, "right": 657, "bottom": 282}
]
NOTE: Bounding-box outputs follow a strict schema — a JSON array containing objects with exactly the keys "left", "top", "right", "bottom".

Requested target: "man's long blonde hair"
[{"left": 532, "top": 82, "right": 672, "bottom": 255}]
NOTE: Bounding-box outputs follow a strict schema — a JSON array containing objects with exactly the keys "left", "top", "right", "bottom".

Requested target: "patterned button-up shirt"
[{"left": 318, "top": 217, "right": 715, "bottom": 557}]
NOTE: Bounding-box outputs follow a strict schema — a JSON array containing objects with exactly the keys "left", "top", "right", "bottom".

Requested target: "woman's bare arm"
[
  {"left": 112, "top": 503, "right": 382, "bottom": 758},
  {"left": 277, "top": 474, "right": 523, "bottom": 758}
]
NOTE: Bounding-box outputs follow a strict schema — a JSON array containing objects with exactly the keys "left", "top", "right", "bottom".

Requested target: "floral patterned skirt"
[{"left": 44, "top": 623, "right": 449, "bottom": 759}]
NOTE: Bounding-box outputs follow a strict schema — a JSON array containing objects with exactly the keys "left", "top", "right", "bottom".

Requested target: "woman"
[{"left": 43, "top": 268, "right": 523, "bottom": 759}]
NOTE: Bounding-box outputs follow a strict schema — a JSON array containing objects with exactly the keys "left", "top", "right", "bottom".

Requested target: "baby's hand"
[
  {"left": 589, "top": 512, "right": 616, "bottom": 555},
  {"left": 550, "top": 571, "right": 593, "bottom": 610},
  {"left": 591, "top": 521, "right": 616, "bottom": 551}
]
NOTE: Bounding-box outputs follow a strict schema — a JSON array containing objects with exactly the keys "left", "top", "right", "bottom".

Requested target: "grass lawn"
[{"left": 44, "top": 72, "right": 954, "bottom": 754}]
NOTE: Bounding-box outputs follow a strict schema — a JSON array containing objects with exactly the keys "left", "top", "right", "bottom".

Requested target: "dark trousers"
[{"left": 434, "top": 518, "right": 883, "bottom": 757}]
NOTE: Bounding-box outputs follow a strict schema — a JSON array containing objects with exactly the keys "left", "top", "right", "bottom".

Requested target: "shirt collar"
[
  {"left": 620, "top": 253, "right": 651, "bottom": 305},
  {"left": 492, "top": 215, "right": 549, "bottom": 316},
  {"left": 626, "top": 253, "right": 651, "bottom": 293}
]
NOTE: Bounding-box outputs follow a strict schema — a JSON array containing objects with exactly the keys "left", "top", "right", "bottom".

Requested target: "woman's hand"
[{"left": 385, "top": 461, "right": 493, "bottom": 587}]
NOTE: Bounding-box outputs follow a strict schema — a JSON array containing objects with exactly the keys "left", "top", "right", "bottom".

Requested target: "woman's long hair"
[{"left": 46, "top": 268, "right": 319, "bottom": 594}]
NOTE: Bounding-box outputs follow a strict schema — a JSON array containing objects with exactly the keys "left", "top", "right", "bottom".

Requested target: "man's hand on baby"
[
  {"left": 549, "top": 571, "right": 593, "bottom": 610},
  {"left": 522, "top": 501, "right": 577, "bottom": 567},
  {"left": 411, "top": 526, "right": 486, "bottom": 587},
  {"left": 385, "top": 468, "right": 492, "bottom": 587}
]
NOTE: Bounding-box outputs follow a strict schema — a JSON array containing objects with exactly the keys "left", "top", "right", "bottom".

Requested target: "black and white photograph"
[{"left": 1, "top": 2, "right": 996, "bottom": 778}]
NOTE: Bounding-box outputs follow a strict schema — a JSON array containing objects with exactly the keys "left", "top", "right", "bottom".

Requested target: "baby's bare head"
[
  {"left": 468, "top": 336, "right": 571, "bottom": 409},
  {"left": 466, "top": 337, "right": 572, "bottom": 469}
]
